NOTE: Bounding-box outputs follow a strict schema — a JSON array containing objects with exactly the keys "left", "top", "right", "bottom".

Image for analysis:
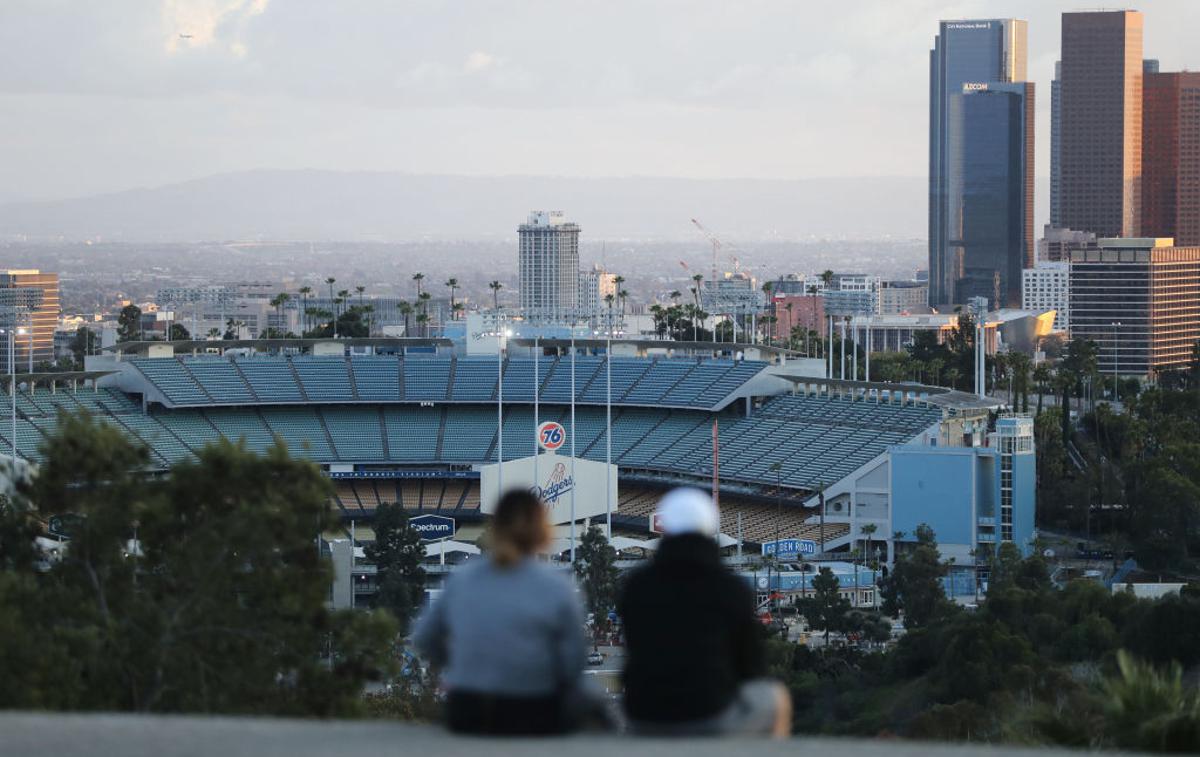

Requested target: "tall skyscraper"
[
  {"left": 1050, "top": 61, "right": 1062, "bottom": 229},
  {"left": 929, "top": 19, "right": 1030, "bottom": 308},
  {"left": 0, "top": 269, "right": 59, "bottom": 371},
  {"left": 1143, "top": 71, "right": 1200, "bottom": 246},
  {"left": 518, "top": 211, "right": 580, "bottom": 323},
  {"left": 1059, "top": 10, "right": 1144, "bottom": 238}
]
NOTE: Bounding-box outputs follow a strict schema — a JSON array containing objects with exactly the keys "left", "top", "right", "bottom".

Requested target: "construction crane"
[{"left": 690, "top": 218, "right": 721, "bottom": 284}]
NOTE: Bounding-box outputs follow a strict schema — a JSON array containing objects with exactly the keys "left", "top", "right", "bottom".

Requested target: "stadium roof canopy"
[
  {"left": 773, "top": 375, "right": 1003, "bottom": 413},
  {"left": 102, "top": 337, "right": 454, "bottom": 355},
  {"left": 2, "top": 370, "right": 116, "bottom": 389},
  {"left": 511, "top": 337, "right": 794, "bottom": 357}
]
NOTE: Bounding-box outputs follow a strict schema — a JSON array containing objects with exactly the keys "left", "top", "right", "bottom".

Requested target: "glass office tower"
[
  {"left": 946, "top": 82, "right": 1035, "bottom": 308},
  {"left": 929, "top": 19, "right": 1029, "bottom": 308},
  {"left": 1059, "top": 11, "right": 1143, "bottom": 238}
]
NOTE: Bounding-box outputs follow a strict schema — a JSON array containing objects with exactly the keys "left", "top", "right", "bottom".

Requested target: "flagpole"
[
  {"left": 570, "top": 321, "right": 577, "bottom": 564},
  {"left": 497, "top": 320, "right": 504, "bottom": 501},
  {"left": 533, "top": 333, "right": 540, "bottom": 486},
  {"left": 605, "top": 328, "right": 612, "bottom": 536}
]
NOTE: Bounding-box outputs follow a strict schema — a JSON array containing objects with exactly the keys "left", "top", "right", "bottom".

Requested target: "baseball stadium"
[{"left": 2, "top": 334, "right": 1032, "bottom": 592}]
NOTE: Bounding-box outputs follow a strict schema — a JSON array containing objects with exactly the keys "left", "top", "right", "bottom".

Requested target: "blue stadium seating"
[
  {"left": 449, "top": 357, "right": 498, "bottom": 401},
  {"left": 350, "top": 357, "right": 401, "bottom": 401},
  {"left": 131, "top": 358, "right": 209, "bottom": 405},
  {"left": 322, "top": 406, "right": 386, "bottom": 460},
  {"left": 383, "top": 406, "right": 440, "bottom": 460},
  {"left": 185, "top": 359, "right": 255, "bottom": 403},
  {"left": 258, "top": 406, "right": 334, "bottom": 459},
  {"left": 235, "top": 358, "right": 305, "bottom": 402},
  {"left": 292, "top": 357, "right": 354, "bottom": 402},
  {"left": 403, "top": 357, "right": 452, "bottom": 401},
  {"left": 123, "top": 355, "right": 767, "bottom": 410}
]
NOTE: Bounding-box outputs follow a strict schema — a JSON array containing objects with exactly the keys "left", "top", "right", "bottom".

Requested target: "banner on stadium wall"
[
  {"left": 326, "top": 470, "right": 479, "bottom": 480},
  {"left": 478, "top": 452, "right": 617, "bottom": 526}
]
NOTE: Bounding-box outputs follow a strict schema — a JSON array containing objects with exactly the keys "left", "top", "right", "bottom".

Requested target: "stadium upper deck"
[
  {"left": 2, "top": 352, "right": 943, "bottom": 497},
  {"left": 120, "top": 355, "right": 766, "bottom": 411}
]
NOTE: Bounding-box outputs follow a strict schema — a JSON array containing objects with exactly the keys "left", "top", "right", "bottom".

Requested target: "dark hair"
[{"left": 491, "top": 489, "right": 550, "bottom": 566}]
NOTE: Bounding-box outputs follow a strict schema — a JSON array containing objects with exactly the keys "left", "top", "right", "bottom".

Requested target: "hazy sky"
[{"left": 3, "top": 0, "right": 1200, "bottom": 204}]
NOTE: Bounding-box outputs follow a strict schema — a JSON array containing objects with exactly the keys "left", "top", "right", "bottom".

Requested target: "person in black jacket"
[{"left": 618, "top": 487, "right": 791, "bottom": 737}]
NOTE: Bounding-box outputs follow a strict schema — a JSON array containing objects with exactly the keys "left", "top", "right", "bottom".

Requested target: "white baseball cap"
[{"left": 655, "top": 487, "right": 719, "bottom": 537}]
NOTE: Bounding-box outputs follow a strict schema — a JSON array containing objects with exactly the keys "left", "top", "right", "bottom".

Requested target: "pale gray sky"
[{"left": 2, "top": 0, "right": 1199, "bottom": 204}]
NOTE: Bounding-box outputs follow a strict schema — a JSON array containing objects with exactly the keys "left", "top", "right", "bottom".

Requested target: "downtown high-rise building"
[
  {"left": 1058, "top": 10, "right": 1144, "bottom": 238},
  {"left": 0, "top": 269, "right": 60, "bottom": 371},
  {"left": 1069, "top": 238, "right": 1200, "bottom": 377},
  {"left": 1050, "top": 61, "right": 1062, "bottom": 228},
  {"left": 518, "top": 211, "right": 580, "bottom": 323},
  {"left": 928, "top": 18, "right": 1032, "bottom": 309},
  {"left": 1143, "top": 71, "right": 1200, "bottom": 246}
]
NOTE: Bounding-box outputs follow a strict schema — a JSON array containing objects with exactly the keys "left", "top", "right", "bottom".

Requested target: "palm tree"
[
  {"left": 412, "top": 272, "right": 425, "bottom": 300},
  {"left": 1033, "top": 362, "right": 1051, "bottom": 415},
  {"left": 206, "top": 327, "right": 220, "bottom": 340},
  {"left": 669, "top": 290, "right": 682, "bottom": 305},
  {"left": 604, "top": 293, "right": 616, "bottom": 336},
  {"left": 761, "top": 281, "right": 775, "bottom": 346},
  {"left": 445, "top": 278, "right": 459, "bottom": 319},
  {"left": 860, "top": 523, "right": 878, "bottom": 565},
  {"left": 298, "top": 286, "right": 312, "bottom": 334},
  {"left": 416, "top": 312, "right": 429, "bottom": 337},
  {"left": 618, "top": 289, "right": 629, "bottom": 319},
  {"left": 488, "top": 280, "right": 503, "bottom": 312},
  {"left": 451, "top": 301, "right": 464, "bottom": 321},
  {"left": 269, "top": 292, "right": 291, "bottom": 336},
  {"left": 613, "top": 276, "right": 626, "bottom": 313},
  {"left": 691, "top": 273, "right": 705, "bottom": 337},
  {"left": 418, "top": 291, "right": 432, "bottom": 337},
  {"left": 325, "top": 277, "right": 337, "bottom": 338},
  {"left": 399, "top": 300, "right": 413, "bottom": 336},
  {"left": 820, "top": 270, "right": 834, "bottom": 288},
  {"left": 355, "top": 285, "right": 365, "bottom": 308},
  {"left": 649, "top": 304, "right": 666, "bottom": 338}
]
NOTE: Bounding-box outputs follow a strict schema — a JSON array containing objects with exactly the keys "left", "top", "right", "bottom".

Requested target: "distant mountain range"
[{"left": 0, "top": 170, "right": 926, "bottom": 242}]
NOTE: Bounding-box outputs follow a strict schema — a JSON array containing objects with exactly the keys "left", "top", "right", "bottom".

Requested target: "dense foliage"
[
  {"left": 573, "top": 525, "right": 618, "bottom": 618},
  {"left": 775, "top": 538, "right": 1200, "bottom": 750},
  {"left": 364, "top": 503, "right": 426, "bottom": 635},
  {"left": 0, "top": 412, "right": 397, "bottom": 715}
]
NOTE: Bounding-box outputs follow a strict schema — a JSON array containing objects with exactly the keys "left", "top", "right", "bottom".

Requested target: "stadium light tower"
[
  {"left": 569, "top": 314, "right": 577, "bottom": 564},
  {"left": 605, "top": 326, "right": 612, "bottom": 535},
  {"left": 3, "top": 327, "right": 15, "bottom": 461},
  {"left": 969, "top": 297, "right": 988, "bottom": 398}
]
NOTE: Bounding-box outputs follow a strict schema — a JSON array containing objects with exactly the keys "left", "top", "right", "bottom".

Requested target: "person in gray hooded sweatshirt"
[{"left": 413, "top": 489, "right": 587, "bottom": 735}]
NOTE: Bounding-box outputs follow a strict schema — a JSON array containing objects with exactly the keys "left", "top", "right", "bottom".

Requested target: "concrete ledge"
[{"left": 0, "top": 713, "right": 1137, "bottom": 757}]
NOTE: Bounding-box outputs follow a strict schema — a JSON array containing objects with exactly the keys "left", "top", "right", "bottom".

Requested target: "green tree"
[
  {"left": 574, "top": 525, "right": 618, "bottom": 618},
  {"left": 797, "top": 567, "right": 850, "bottom": 642},
  {"left": 117, "top": 304, "right": 142, "bottom": 342},
  {"left": 364, "top": 503, "right": 426, "bottom": 635},
  {"left": 1099, "top": 650, "right": 1200, "bottom": 752},
  {"left": 70, "top": 326, "right": 97, "bottom": 368},
  {"left": 0, "top": 412, "right": 396, "bottom": 715},
  {"left": 168, "top": 323, "right": 190, "bottom": 341},
  {"left": 880, "top": 524, "right": 952, "bottom": 629}
]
